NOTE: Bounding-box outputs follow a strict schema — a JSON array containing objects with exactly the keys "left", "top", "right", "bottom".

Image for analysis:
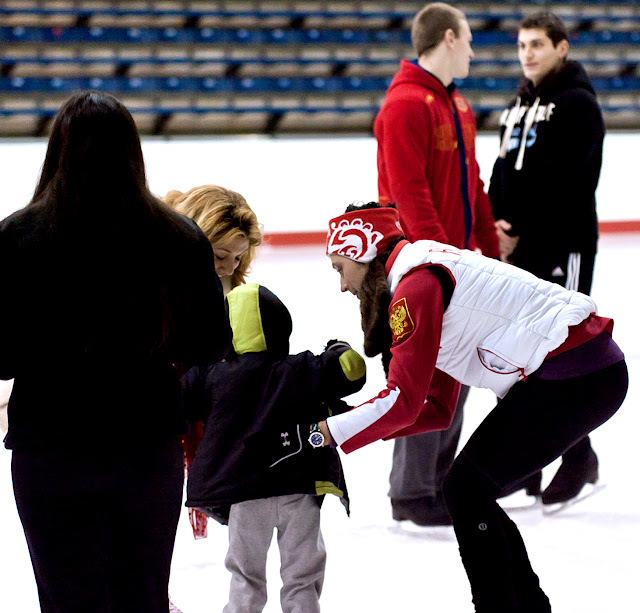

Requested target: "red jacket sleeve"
[
  {"left": 386, "top": 367, "right": 460, "bottom": 440},
  {"left": 326, "top": 267, "right": 460, "bottom": 453},
  {"left": 377, "top": 99, "right": 449, "bottom": 243}
]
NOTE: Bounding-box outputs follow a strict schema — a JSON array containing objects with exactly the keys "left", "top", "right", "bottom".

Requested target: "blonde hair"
[{"left": 165, "top": 185, "right": 263, "bottom": 289}]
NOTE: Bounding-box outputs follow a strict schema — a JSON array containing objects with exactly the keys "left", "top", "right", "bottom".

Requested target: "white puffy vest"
[{"left": 388, "top": 241, "right": 597, "bottom": 398}]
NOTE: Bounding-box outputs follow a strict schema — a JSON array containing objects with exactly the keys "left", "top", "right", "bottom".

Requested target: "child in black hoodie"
[{"left": 182, "top": 283, "right": 366, "bottom": 613}]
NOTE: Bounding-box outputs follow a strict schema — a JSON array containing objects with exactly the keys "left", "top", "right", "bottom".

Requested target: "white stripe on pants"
[
  {"left": 223, "top": 494, "right": 326, "bottom": 613},
  {"left": 565, "top": 252, "right": 581, "bottom": 291}
]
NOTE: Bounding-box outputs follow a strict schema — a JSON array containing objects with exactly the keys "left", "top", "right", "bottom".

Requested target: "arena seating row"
[
  {"left": 3, "top": 74, "right": 640, "bottom": 94},
  {"left": 2, "top": 101, "right": 638, "bottom": 118},
  {"left": 0, "top": 5, "right": 638, "bottom": 22},
  {"left": 1, "top": 56, "right": 637, "bottom": 79},
  {"left": 1, "top": 26, "right": 639, "bottom": 46},
  {"left": 0, "top": 1, "right": 638, "bottom": 136}
]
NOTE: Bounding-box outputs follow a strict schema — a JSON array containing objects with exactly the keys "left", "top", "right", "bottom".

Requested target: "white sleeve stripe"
[
  {"left": 565, "top": 252, "right": 581, "bottom": 292},
  {"left": 326, "top": 387, "right": 401, "bottom": 447}
]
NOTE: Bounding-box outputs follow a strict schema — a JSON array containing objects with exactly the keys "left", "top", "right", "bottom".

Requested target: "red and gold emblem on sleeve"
[
  {"left": 389, "top": 297, "right": 415, "bottom": 343},
  {"left": 454, "top": 94, "right": 469, "bottom": 113}
]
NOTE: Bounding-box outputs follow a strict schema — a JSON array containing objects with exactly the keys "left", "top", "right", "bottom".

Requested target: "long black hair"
[
  {"left": 31, "top": 91, "right": 161, "bottom": 225},
  {"left": 30, "top": 91, "right": 183, "bottom": 354}
]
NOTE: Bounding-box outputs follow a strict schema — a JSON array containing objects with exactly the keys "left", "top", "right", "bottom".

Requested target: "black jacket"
[
  {"left": 183, "top": 283, "right": 366, "bottom": 524},
  {"left": 489, "top": 60, "right": 604, "bottom": 278},
  {"left": 0, "top": 202, "right": 231, "bottom": 451}
]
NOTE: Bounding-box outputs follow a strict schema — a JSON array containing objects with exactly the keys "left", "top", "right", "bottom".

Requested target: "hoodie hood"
[
  {"left": 518, "top": 60, "right": 596, "bottom": 101},
  {"left": 386, "top": 59, "right": 454, "bottom": 101},
  {"left": 499, "top": 60, "right": 599, "bottom": 169},
  {"left": 226, "top": 283, "right": 292, "bottom": 357}
]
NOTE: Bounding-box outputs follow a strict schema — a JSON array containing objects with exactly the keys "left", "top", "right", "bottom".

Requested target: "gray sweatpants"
[{"left": 223, "top": 494, "right": 326, "bottom": 613}]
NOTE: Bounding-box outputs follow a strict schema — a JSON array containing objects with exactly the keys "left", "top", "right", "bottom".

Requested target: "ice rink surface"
[{"left": 0, "top": 231, "right": 638, "bottom": 613}]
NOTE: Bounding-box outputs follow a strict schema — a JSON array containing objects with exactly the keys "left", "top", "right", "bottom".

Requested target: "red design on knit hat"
[{"left": 326, "top": 208, "right": 405, "bottom": 263}]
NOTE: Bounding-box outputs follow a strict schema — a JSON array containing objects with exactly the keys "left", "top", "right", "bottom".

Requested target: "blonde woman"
[
  {"left": 164, "top": 185, "right": 263, "bottom": 564},
  {"left": 165, "top": 185, "right": 262, "bottom": 295}
]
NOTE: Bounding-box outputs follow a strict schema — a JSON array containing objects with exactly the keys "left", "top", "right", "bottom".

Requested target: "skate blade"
[
  {"left": 542, "top": 482, "right": 606, "bottom": 515},
  {"left": 499, "top": 490, "right": 542, "bottom": 513}
]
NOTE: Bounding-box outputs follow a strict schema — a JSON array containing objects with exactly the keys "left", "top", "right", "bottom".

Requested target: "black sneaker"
[
  {"left": 542, "top": 447, "right": 599, "bottom": 505},
  {"left": 391, "top": 494, "right": 453, "bottom": 526}
]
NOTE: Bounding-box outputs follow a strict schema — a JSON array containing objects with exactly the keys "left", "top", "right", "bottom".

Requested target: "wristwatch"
[{"left": 308, "top": 423, "right": 325, "bottom": 448}]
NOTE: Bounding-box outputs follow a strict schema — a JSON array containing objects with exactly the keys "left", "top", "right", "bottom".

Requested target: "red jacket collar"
[{"left": 389, "top": 60, "right": 456, "bottom": 101}]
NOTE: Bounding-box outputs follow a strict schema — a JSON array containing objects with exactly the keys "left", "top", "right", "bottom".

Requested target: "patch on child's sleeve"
[
  {"left": 389, "top": 297, "right": 415, "bottom": 343},
  {"left": 339, "top": 349, "right": 366, "bottom": 382}
]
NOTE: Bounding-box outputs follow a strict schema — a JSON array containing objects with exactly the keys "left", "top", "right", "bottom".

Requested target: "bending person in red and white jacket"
[{"left": 318, "top": 203, "right": 627, "bottom": 613}]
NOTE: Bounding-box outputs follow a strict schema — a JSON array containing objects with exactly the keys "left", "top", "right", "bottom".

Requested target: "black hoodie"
[
  {"left": 488, "top": 60, "right": 604, "bottom": 279},
  {"left": 182, "top": 283, "right": 366, "bottom": 524}
]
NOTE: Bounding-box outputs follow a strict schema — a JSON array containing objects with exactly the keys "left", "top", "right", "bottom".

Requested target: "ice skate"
[
  {"left": 542, "top": 447, "right": 600, "bottom": 512},
  {"left": 542, "top": 482, "right": 606, "bottom": 515}
]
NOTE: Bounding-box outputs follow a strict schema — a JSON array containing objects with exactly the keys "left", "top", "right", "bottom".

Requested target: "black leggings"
[
  {"left": 442, "top": 360, "right": 628, "bottom": 613},
  {"left": 12, "top": 436, "right": 184, "bottom": 613}
]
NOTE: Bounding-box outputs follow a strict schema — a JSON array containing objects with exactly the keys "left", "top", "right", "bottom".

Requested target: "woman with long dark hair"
[{"left": 0, "top": 91, "right": 231, "bottom": 612}]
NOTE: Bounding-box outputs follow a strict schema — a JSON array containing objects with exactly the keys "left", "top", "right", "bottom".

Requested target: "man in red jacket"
[{"left": 374, "top": 2, "right": 499, "bottom": 526}]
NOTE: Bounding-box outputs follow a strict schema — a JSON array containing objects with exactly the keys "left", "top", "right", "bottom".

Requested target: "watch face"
[{"left": 309, "top": 431, "right": 325, "bottom": 448}]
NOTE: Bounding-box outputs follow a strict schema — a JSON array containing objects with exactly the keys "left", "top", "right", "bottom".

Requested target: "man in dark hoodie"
[
  {"left": 489, "top": 11, "right": 605, "bottom": 506},
  {"left": 374, "top": 2, "right": 499, "bottom": 527}
]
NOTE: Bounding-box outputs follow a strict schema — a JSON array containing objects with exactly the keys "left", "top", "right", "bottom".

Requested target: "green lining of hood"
[{"left": 227, "top": 283, "right": 267, "bottom": 354}]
